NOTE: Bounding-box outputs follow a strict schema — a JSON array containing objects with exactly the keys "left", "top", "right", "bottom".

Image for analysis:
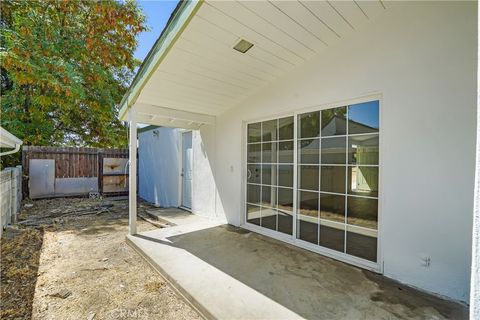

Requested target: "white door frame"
[
  {"left": 179, "top": 130, "right": 193, "bottom": 211},
  {"left": 240, "top": 93, "right": 384, "bottom": 273}
]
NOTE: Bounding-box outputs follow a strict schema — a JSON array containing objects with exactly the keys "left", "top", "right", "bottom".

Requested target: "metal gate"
[{"left": 29, "top": 159, "right": 55, "bottom": 199}]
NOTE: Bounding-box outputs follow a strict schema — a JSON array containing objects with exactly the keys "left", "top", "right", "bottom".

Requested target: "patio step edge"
[{"left": 126, "top": 235, "right": 214, "bottom": 320}]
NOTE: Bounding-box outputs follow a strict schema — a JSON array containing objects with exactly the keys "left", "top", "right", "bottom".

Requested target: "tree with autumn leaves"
[{"left": 0, "top": 0, "right": 147, "bottom": 164}]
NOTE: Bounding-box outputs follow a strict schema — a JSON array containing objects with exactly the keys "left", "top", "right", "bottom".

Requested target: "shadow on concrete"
[{"left": 135, "top": 225, "right": 468, "bottom": 319}]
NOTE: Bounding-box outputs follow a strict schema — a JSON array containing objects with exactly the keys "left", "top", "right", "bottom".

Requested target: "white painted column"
[
  {"left": 128, "top": 109, "right": 137, "bottom": 235},
  {"left": 470, "top": 4, "right": 480, "bottom": 316}
]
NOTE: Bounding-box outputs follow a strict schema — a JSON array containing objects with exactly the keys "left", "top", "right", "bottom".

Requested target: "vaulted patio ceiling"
[{"left": 119, "top": 0, "right": 387, "bottom": 129}]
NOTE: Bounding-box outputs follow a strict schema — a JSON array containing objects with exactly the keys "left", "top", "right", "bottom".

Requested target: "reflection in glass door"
[
  {"left": 246, "top": 116, "right": 294, "bottom": 235},
  {"left": 246, "top": 100, "right": 380, "bottom": 264}
]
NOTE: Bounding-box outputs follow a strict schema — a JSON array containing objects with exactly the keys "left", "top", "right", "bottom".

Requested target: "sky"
[
  {"left": 134, "top": 0, "right": 179, "bottom": 62},
  {"left": 349, "top": 101, "right": 379, "bottom": 129}
]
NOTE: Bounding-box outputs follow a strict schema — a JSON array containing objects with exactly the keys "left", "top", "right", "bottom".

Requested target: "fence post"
[
  {"left": 0, "top": 171, "right": 2, "bottom": 238},
  {"left": 11, "top": 168, "right": 17, "bottom": 224},
  {"left": 10, "top": 167, "right": 21, "bottom": 223},
  {"left": 6, "top": 168, "right": 13, "bottom": 225},
  {"left": 16, "top": 165, "right": 22, "bottom": 220},
  {"left": 0, "top": 170, "right": 4, "bottom": 236}
]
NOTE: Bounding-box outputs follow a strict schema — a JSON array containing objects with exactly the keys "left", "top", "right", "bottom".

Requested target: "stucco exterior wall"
[
  {"left": 138, "top": 126, "right": 222, "bottom": 221},
  {"left": 191, "top": 127, "right": 222, "bottom": 221},
  {"left": 199, "top": 1, "right": 476, "bottom": 302}
]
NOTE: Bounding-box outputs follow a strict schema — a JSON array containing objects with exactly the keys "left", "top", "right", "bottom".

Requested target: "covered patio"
[
  {"left": 120, "top": 0, "right": 392, "bottom": 250},
  {"left": 127, "top": 211, "right": 467, "bottom": 319},
  {"left": 118, "top": 0, "right": 476, "bottom": 315}
]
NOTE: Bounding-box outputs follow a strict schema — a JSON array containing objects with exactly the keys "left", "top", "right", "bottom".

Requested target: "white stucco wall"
[
  {"left": 195, "top": 1, "right": 476, "bottom": 302},
  {"left": 138, "top": 125, "right": 222, "bottom": 221},
  {"left": 192, "top": 126, "right": 222, "bottom": 221},
  {"left": 138, "top": 127, "right": 181, "bottom": 207}
]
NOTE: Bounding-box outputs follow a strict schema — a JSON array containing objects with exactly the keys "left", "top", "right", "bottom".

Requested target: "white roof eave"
[
  {"left": 0, "top": 126, "right": 22, "bottom": 149},
  {"left": 118, "top": 0, "right": 203, "bottom": 121}
]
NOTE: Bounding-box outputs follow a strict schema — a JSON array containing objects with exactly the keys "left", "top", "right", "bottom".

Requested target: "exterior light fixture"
[{"left": 233, "top": 39, "right": 253, "bottom": 53}]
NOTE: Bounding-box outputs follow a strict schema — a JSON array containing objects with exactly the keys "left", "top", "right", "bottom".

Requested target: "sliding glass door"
[{"left": 246, "top": 100, "right": 379, "bottom": 265}]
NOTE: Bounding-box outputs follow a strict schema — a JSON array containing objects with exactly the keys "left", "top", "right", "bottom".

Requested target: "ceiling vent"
[{"left": 233, "top": 39, "right": 253, "bottom": 53}]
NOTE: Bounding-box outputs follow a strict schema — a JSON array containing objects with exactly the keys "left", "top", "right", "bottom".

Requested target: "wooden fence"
[{"left": 22, "top": 146, "right": 129, "bottom": 198}]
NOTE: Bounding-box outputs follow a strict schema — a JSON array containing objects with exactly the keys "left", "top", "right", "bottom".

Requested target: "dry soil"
[{"left": 0, "top": 197, "right": 201, "bottom": 320}]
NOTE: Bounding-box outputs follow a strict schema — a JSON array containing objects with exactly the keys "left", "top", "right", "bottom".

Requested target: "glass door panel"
[
  {"left": 246, "top": 117, "right": 294, "bottom": 235},
  {"left": 319, "top": 221, "right": 345, "bottom": 252},
  {"left": 296, "top": 101, "right": 379, "bottom": 262},
  {"left": 246, "top": 100, "right": 380, "bottom": 264}
]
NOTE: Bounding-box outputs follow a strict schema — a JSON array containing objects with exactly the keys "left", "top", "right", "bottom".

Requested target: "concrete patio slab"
[
  {"left": 127, "top": 214, "right": 468, "bottom": 320},
  {"left": 145, "top": 207, "right": 200, "bottom": 226}
]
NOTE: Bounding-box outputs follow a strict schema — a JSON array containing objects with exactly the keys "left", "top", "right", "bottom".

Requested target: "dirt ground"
[{"left": 0, "top": 197, "right": 201, "bottom": 320}]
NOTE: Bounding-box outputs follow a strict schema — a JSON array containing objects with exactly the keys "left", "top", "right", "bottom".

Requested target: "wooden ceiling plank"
[
  {"left": 299, "top": 0, "right": 354, "bottom": 38},
  {"left": 175, "top": 38, "right": 279, "bottom": 81},
  {"left": 140, "top": 89, "right": 226, "bottom": 110},
  {"left": 143, "top": 76, "right": 240, "bottom": 105},
  {"left": 271, "top": 1, "right": 339, "bottom": 46},
  {"left": 355, "top": 1, "right": 386, "bottom": 20},
  {"left": 186, "top": 17, "right": 296, "bottom": 71},
  {"left": 181, "top": 28, "right": 290, "bottom": 76},
  {"left": 198, "top": 3, "right": 305, "bottom": 65},
  {"left": 239, "top": 1, "right": 327, "bottom": 52},
  {"left": 161, "top": 54, "right": 259, "bottom": 91},
  {"left": 164, "top": 46, "right": 270, "bottom": 86},
  {"left": 210, "top": 1, "right": 315, "bottom": 58},
  {"left": 138, "top": 93, "right": 228, "bottom": 115},
  {"left": 157, "top": 69, "right": 250, "bottom": 97},
  {"left": 329, "top": 1, "right": 368, "bottom": 30}
]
